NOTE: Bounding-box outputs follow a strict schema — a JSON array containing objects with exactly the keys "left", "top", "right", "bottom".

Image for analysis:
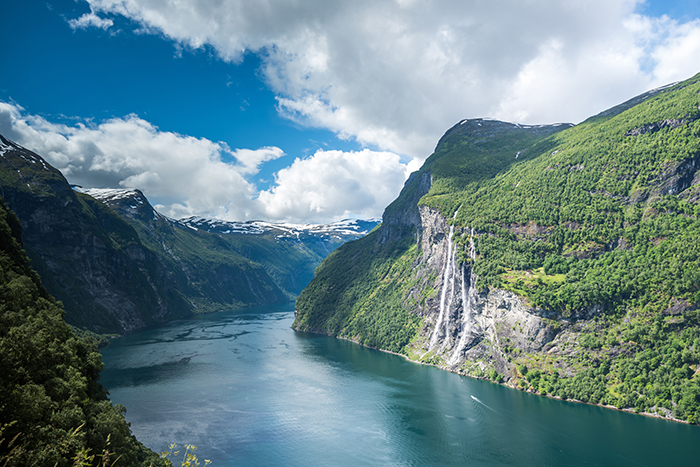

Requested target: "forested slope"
[
  {"left": 0, "top": 197, "right": 165, "bottom": 466},
  {"left": 0, "top": 135, "right": 192, "bottom": 333},
  {"left": 0, "top": 135, "right": 376, "bottom": 333}
]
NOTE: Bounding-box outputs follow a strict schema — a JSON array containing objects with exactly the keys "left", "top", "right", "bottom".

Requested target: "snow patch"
[
  {"left": 84, "top": 188, "right": 139, "bottom": 201},
  {"left": 179, "top": 216, "right": 381, "bottom": 239},
  {"left": 0, "top": 138, "right": 18, "bottom": 157}
]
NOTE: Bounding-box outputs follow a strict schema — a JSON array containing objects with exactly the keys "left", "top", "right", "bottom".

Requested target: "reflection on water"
[{"left": 101, "top": 302, "right": 700, "bottom": 466}]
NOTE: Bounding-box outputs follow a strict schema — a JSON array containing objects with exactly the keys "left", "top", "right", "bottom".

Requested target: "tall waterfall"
[
  {"left": 426, "top": 222, "right": 479, "bottom": 365},
  {"left": 437, "top": 239, "right": 458, "bottom": 353},
  {"left": 448, "top": 229, "right": 477, "bottom": 365},
  {"left": 428, "top": 225, "right": 455, "bottom": 351}
]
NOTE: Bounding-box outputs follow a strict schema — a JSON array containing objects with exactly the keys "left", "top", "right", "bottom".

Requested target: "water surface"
[{"left": 100, "top": 303, "right": 700, "bottom": 466}]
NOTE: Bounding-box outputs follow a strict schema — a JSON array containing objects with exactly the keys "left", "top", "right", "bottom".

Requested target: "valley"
[
  {"left": 0, "top": 136, "right": 377, "bottom": 333},
  {"left": 3, "top": 75, "right": 700, "bottom": 466}
]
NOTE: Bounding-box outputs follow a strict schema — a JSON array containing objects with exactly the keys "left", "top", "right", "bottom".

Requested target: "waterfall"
[
  {"left": 448, "top": 228, "right": 477, "bottom": 365},
  {"left": 428, "top": 225, "right": 455, "bottom": 351},
  {"left": 437, "top": 247, "right": 458, "bottom": 353}
]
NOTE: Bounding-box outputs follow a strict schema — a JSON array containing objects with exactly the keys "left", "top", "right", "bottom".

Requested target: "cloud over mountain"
[
  {"left": 74, "top": 0, "right": 700, "bottom": 159},
  {"left": 0, "top": 102, "right": 408, "bottom": 222}
]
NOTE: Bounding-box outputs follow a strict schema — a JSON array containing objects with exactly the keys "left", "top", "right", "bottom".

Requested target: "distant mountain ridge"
[
  {"left": 181, "top": 215, "right": 380, "bottom": 238},
  {"left": 0, "top": 136, "right": 378, "bottom": 333},
  {"left": 80, "top": 186, "right": 379, "bottom": 239},
  {"left": 80, "top": 186, "right": 380, "bottom": 301},
  {"left": 0, "top": 134, "right": 193, "bottom": 333}
]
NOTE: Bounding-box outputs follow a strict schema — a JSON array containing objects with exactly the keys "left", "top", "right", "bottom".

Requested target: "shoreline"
[{"left": 292, "top": 325, "right": 692, "bottom": 426}]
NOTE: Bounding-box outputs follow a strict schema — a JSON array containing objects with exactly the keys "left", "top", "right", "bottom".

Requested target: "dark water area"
[{"left": 100, "top": 302, "right": 700, "bottom": 466}]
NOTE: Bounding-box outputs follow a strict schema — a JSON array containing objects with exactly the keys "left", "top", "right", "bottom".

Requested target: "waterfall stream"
[
  {"left": 448, "top": 229, "right": 477, "bottom": 365},
  {"left": 428, "top": 225, "right": 455, "bottom": 351},
  {"left": 437, "top": 247, "right": 458, "bottom": 353},
  {"left": 427, "top": 224, "right": 479, "bottom": 365}
]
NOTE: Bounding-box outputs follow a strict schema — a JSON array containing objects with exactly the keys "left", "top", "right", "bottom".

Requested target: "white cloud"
[
  {"left": 0, "top": 102, "right": 408, "bottom": 222},
  {"left": 74, "top": 0, "right": 700, "bottom": 160},
  {"left": 68, "top": 12, "right": 114, "bottom": 30},
  {"left": 257, "top": 149, "right": 410, "bottom": 221},
  {"left": 232, "top": 147, "right": 285, "bottom": 175},
  {"left": 650, "top": 18, "right": 700, "bottom": 84}
]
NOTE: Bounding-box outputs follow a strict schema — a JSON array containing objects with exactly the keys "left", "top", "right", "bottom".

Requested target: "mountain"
[
  {"left": 0, "top": 135, "right": 192, "bottom": 333},
  {"left": 0, "top": 136, "right": 378, "bottom": 334},
  {"left": 0, "top": 197, "right": 165, "bottom": 467},
  {"left": 78, "top": 187, "right": 293, "bottom": 315},
  {"left": 294, "top": 73, "right": 700, "bottom": 424},
  {"left": 179, "top": 216, "right": 379, "bottom": 293},
  {"left": 82, "top": 187, "right": 379, "bottom": 313}
]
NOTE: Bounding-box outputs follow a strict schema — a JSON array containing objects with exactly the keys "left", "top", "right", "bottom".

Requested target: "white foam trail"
[
  {"left": 438, "top": 248, "right": 458, "bottom": 353},
  {"left": 471, "top": 395, "right": 495, "bottom": 412},
  {"left": 448, "top": 264, "right": 470, "bottom": 365}
]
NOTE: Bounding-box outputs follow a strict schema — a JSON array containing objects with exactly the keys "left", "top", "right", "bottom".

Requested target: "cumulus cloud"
[
  {"left": 0, "top": 102, "right": 408, "bottom": 222},
  {"left": 232, "top": 147, "right": 285, "bottom": 175},
  {"left": 73, "top": 0, "right": 700, "bottom": 159},
  {"left": 257, "top": 149, "right": 410, "bottom": 221}
]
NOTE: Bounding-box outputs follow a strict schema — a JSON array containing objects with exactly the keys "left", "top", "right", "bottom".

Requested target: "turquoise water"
[{"left": 100, "top": 303, "right": 700, "bottom": 466}]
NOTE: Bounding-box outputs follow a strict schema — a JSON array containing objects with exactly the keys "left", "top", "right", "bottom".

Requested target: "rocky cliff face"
[
  {"left": 84, "top": 188, "right": 380, "bottom": 308},
  {"left": 404, "top": 206, "right": 582, "bottom": 382},
  {"left": 0, "top": 135, "right": 381, "bottom": 333},
  {"left": 293, "top": 118, "right": 574, "bottom": 359},
  {"left": 81, "top": 187, "right": 292, "bottom": 315},
  {"left": 379, "top": 171, "right": 433, "bottom": 244}
]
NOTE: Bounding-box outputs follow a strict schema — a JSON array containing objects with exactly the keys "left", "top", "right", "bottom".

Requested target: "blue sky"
[
  {"left": 1, "top": 0, "right": 699, "bottom": 222},
  {"left": 1, "top": 0, "right": 359, "bottom": 188}
]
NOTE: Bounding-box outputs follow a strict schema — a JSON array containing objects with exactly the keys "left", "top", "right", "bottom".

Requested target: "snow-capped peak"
[{"left": 180, "top": 216, "right": 380, "bottom": 238}]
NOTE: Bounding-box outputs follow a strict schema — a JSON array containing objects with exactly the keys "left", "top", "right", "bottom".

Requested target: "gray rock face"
[
  {"left": 406, "top": 206, "right": 566, "bottom": 380},
  {"left": 379, "top": 171, "right": 432, "bottom": 244}
]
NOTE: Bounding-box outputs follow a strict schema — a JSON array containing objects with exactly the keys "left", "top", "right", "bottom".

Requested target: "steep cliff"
[
  {"left": 294, "top": 73, "right": 700, "bottom": 424},
  {"left": 81, "top": 188, "right": 291, "bottom": 314},
  {"left": 0, "top": 135, "right": 192, "bottom": 333},
  {"left": 295, "top": 119, "right": 568, "bottom": 352},
  {"left": 84, "top": 188, "right": 379, "bottom": 313}
]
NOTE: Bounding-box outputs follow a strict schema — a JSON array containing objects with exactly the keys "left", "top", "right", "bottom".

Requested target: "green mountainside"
[
  {"left": 0, "top": 197, "right": 165, "bottom": 467},
  {"left": 82, "top": 188, "right": 377, "bottom": 315},
  {"left": 82, "top": 188, "right": 292, "bottom": 315},
  {"left": 294, "top": 73, "right": 700, "bottom": 423}
]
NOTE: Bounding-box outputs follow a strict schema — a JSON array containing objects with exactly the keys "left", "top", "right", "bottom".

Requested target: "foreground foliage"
[{"left": 0, "top": 198, "right": 166, "bottom": 466}]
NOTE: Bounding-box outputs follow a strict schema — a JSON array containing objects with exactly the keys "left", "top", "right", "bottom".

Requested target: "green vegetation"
[
  {"left": 120, "top": 212, "right": 292, "bottom": 315},
  {"left": 508, "top": 307, "right": 700, "bottom": 423},
  {"left": 295, "top": 231, "right": 422, "bottom": 353},
  {"left": 0, "top": 146, "right": 194, "bottom": 334},
  {"left": 159, "top": 444, "right": 210, "bottom": 467},
  {"left": 295, "top": 72, "right": 700, "bottom": 423},
  {"left": 0, "top": 198, "right": 166, "bottom": 466},
  {"left": 436, "top": 78, "right": 700, "bottom": 318},
  {"left": 101, "top": 191, "right": 366, "bottom": 318}
]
